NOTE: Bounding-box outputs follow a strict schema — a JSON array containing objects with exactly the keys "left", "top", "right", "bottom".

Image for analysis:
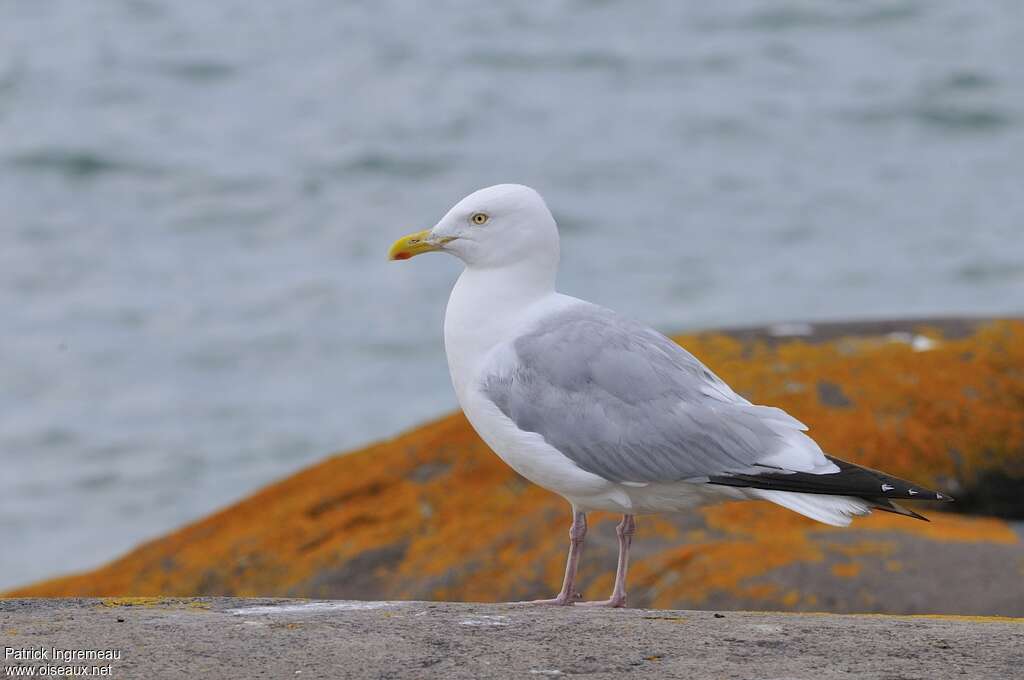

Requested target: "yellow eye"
[{"left": 471, "top": 212, "right": 489, "bottom": 225}]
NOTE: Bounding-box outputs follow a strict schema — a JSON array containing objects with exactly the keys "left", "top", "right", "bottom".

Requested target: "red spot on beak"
[{"left": 393, "top": 252, "right": 412, "bottom": 260}]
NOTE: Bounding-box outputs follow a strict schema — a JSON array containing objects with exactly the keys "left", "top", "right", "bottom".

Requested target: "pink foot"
[
  {"left": 511, "top": 593, "right": 578, "bottom": 606},
  {"left": 510, "top": 509, "right": 587, "bottom": 607},
  {"left": 524, "top": 598, "right": 575, "bottom": 606}
]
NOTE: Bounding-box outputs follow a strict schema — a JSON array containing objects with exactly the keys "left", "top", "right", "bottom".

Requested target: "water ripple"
[{"left": 9, "top": 149, "right": 163, "bottom": 179}]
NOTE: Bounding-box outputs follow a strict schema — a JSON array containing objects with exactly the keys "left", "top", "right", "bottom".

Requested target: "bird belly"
[
  {"left": 459, "top": 387, "right": 614, "bottom": 501},
  {"left": 605, "top": 481, "right": 747, "bottom": 515},
  {"left": 458, "top": 386, "right": 745, "bottom": 514}
]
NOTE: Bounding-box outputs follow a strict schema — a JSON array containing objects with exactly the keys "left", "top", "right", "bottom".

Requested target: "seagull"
[{"left": 388, "top": 184, "right": 952, "bottom": 607}]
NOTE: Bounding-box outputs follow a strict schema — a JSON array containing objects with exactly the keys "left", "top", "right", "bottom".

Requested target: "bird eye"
[{"left": 471, "top": 212, "right": 489, "bottom": 225}]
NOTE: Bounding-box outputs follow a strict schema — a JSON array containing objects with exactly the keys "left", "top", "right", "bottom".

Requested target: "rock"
[
  {"left": 0, "top": 599, "right": 1021, "bottom": 679},
  {"left": 6, "top": 319, "right": 1024, "bottom": 615}
]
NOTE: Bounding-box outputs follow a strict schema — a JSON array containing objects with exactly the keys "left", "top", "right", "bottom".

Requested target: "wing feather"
[{"left": 480, "top": 303, "right": 834, "bottom": 483}]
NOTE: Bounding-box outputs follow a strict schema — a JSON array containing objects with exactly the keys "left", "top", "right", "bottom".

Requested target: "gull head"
[{"left": 388, "top": 184, "right": 559, "bottom": 270}]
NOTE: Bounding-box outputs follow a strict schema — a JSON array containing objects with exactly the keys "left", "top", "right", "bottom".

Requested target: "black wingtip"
[
  {"left": 872, "top": 499, "right": 929, "bottom": 522},
  {"left": 710, "top": 456, "right": 959, "bottom": 506}
]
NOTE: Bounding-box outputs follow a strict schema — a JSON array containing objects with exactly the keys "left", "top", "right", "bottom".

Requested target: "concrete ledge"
[{"left": 2, "top": 599, "right": 1020, "bottom": 679}]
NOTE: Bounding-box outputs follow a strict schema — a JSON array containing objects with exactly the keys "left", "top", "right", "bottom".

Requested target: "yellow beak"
[{"left": 387, "top": 229, "right": 451, "bottom": 261}]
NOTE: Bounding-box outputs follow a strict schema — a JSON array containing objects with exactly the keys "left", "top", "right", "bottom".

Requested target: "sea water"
[{"left": 1, "top": 1, "right": 1022, "bottom": 589}]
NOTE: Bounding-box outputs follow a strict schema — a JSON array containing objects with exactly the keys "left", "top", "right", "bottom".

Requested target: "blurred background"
[{"left": 1, "top": 1, "right": 1022, "bottom": 591}]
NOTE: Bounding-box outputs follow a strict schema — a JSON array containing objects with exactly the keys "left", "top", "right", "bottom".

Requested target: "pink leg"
[
  {"left": 579, "top": 514, "right": 636, "bottom": 608},
  {"left": 524, "top": 508, "right": 587, "bottom": 605}
]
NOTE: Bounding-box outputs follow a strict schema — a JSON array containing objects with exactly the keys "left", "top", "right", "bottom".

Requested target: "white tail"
[{"left": 749, "top": 489, "right": 873, "bottom": 527}]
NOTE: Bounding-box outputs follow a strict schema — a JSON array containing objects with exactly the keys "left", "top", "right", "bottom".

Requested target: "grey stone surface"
[{"left": 1, "top": 598, "right": 1021, "bottom": 679}]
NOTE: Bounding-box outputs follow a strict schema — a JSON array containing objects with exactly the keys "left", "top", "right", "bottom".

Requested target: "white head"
[{"left": 388, "top": 184, "right": 560, "bottom": 275}]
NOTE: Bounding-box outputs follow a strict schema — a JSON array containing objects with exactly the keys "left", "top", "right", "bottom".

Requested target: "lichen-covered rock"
[
  {"left": 9, "top": 319, "right": 1023, "bottom": 615},
  {"left": 683, "top": 319, "right": 1024, "bottom": 515}
]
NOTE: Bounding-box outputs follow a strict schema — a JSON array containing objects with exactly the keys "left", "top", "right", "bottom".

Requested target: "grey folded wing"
[{"left": 479, "top": 304, "right": 819, "bottom": 483}]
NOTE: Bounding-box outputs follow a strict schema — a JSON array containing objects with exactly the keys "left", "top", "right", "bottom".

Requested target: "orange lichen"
[
  {"left": 629, "top": 500, "right": 1020, "bottom": 610},
  {"left": 850, "top": 511, "right": 1019, "bottom": 544},
  {"left": 5, "top": 320, "right": 1022, "bottom": 615},
  {"left": 831, "top": 563, "right": 862, "bottom": 578},
  {"left": 826, "top": 540, "right": 897, "bottom": 558}
]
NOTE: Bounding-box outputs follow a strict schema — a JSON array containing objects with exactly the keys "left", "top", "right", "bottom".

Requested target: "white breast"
[{"left": 442, "top": 271, "right": 607, "bottom": 501}]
